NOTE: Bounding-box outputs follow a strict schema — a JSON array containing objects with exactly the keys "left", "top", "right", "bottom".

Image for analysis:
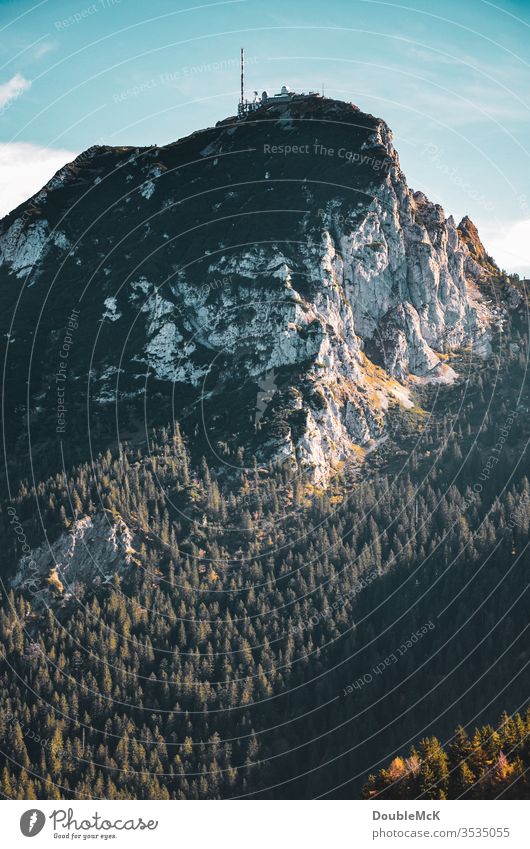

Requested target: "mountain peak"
[
  {"left": 0, "top": 98, "right": 503, "bottom": 484},
  {"left": 457, "top": 214, "right": 499, "bottom": 278}
]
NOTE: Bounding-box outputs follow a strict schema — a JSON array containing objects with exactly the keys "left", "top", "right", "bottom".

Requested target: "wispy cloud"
[
  {"left": 396, "top": 80, "right": 529, "bottom": 126},
  {"left": 0, "top": 73, "right": 31, "bottom": 110},
  {"left": 32, "top": 40, "right": 56, "bottom": 60},
  {"left": 405, "top": 45, "right": 459, "bottom": 66}
]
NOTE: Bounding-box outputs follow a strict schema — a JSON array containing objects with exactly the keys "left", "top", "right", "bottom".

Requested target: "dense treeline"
[
  {"left": 0, "top": 321, "right": 528, "bottom": 799},
  {"left": 363, "top": 709, "right": 530, "bottom": 799}
]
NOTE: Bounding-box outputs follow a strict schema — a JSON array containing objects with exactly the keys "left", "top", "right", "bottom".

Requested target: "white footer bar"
[{"left": 4, "top": 799, "right": 529, "bottom": 849}]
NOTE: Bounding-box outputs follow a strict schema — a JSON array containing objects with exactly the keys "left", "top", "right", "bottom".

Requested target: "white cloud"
[
  {"left": 0, "top": 73, "right": 31, "bottom": 111},
  {"left": 0, "top": 143, "right": 77, "bottom": 219},
  {"left": 484, "top": 219, "right": 530, "bottom": 277}
]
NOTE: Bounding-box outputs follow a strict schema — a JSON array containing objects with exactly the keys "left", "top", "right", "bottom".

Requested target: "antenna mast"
[
  {"left": 240, "top": 47, "right": 245, "bottom": 110},
  {"left": 238, "top": 47, "right": 262, "bottom": 117}
]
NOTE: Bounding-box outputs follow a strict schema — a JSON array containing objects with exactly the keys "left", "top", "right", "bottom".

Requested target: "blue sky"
[{"left": 1, "top": 0, "right": 529, "bottom": 274}]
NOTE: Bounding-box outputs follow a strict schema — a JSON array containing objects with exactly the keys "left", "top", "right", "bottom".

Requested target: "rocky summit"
[{"left": 0, "top": 95, "right": 503, "bottom": 483}]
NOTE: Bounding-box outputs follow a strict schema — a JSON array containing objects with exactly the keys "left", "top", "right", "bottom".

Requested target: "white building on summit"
[{"left": 237, "top": 49, "right": 317, "bottom": 117}]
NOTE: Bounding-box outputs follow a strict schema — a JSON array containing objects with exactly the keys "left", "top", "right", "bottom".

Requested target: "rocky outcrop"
[
  {"left": 0, "top": 95, "right": 499, "bottom": 483},
  {"left": 457, "top": 215, "right": 499, "bottom": 280},
  {"left": 12, "top": 513, "right": 138, "bottom": 604}
]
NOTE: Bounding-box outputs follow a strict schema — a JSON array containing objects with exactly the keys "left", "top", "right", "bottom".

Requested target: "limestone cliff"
[
  {"left": 0, "top": 95, "right": 502, "bottom": 482},
  {"left": 12, "top": 513, "right": 138, "bottom": 604}
]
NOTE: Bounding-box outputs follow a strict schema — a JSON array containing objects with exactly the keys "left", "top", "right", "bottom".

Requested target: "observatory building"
[{"left": 237, "top": 49, "right": 318, "bottom": 117}]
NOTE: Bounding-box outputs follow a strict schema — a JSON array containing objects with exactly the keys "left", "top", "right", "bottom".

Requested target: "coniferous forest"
[
  {"left": 363, "top": 709, "right": 530, "bottom": 800},
  {"left": 0, "top": 302, "right": 528, "bottom": 800}
]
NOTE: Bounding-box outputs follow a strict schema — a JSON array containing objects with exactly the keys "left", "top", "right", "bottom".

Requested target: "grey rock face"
[
  {"left": 0, "top": 96, "right": 497, "bottom": 483},
  {"left": 12, "top": 513, "right": 138, "bottom": 603}
]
